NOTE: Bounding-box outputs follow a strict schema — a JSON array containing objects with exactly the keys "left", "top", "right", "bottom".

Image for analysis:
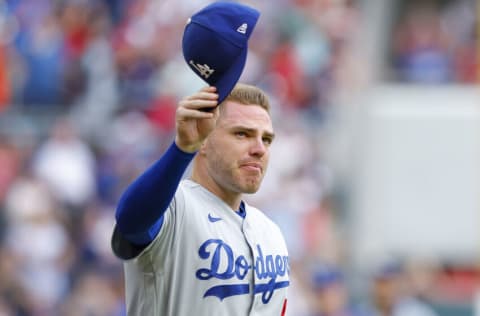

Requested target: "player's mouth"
[{"left": 239, "top": 162, "right": 262, "bottom": 173}]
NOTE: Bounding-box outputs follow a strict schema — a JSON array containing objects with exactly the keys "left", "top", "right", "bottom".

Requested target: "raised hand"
[{"left": 175, "top": 86, "right": 219, "bottom": 153}]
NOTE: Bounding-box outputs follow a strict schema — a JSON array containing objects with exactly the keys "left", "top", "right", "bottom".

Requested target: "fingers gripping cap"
[{"left": 182, "top": 1, "right": 260, "bottom": 103}]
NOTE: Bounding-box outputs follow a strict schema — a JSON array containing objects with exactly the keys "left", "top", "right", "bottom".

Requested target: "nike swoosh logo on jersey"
[{"left": 208, "top": 213, "right": 222, "bottom": 222}]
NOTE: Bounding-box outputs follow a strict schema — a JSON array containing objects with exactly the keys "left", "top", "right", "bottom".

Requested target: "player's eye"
[
  {"left": 262, "top": 137, "right": 273, "bottom": 145},
  {"left": 235, "top": 131, "right": 248, "bottom": 138}
]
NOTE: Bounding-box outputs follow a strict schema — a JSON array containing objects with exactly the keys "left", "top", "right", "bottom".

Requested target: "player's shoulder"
[
  {"left": 244, "top": 202, "right": 283, "bottom": 233},
  {"left": 178, "top": 178, "right": 195, "bottom": 191},
  {"left": 176, "top": 179, "right": 201, "bottom": 198},
  {"left": 178, "top": 179, "right": 205, "bottom": 194},
  {"left": 176, "top": 179, "right": 220, "bottom": 211}
]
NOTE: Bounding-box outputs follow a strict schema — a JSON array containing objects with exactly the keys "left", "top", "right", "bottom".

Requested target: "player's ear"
[{"left": 198, "top": 138, "right": 209, "bottom": 155}]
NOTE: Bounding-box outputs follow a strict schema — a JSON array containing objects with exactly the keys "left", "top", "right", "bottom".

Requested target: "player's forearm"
[{"left": 115, "top": 141, "right": 195, "bottom": 244}]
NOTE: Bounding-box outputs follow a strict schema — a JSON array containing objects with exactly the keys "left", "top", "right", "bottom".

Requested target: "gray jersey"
[{"left": 123, "top": 180, "right": 290, "bottom": 315}]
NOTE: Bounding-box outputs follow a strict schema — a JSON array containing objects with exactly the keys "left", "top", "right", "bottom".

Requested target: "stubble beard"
[
  {"left": 209, "top": 158, "right": 263, "bottom": 195},
  {"left": 206, "top": 140, "right": 266, "bottom": 195}
]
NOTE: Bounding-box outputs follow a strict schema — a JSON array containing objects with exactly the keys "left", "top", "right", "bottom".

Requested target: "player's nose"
[{"left": 249, "top": 137, "right": 267, "bottom": 157}]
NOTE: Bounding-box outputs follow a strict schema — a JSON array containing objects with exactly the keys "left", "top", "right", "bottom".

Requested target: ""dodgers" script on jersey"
[{"left": 195, "top": 239, "right": 290, "bottom": 303}]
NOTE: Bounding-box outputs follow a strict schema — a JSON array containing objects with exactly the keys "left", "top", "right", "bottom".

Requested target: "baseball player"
[{"left": 111, "top": 83, "right": 290, "bottom": 315}]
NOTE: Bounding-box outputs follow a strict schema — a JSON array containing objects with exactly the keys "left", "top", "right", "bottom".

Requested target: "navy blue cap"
[
  {"left": 312, "top": 264, "right": 344, "bottom": 290},
  {"left": 373, "top": 260, "right": 403, "bottom": 279},
  {"left": 182, "top": 1, "right": 260, "bottom": 104}
]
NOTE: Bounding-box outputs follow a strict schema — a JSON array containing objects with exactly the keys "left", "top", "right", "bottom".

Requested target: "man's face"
[
  {"left": 203, "top": 101, "right": 274, "bottom": 194},
  {"left": 372, "top": 277, "right": 400, "bottom": 311}
]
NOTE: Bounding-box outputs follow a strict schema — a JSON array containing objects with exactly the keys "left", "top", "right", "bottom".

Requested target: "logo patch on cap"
[
  {"left": 237, "top": 23, "right": 248, "bottom": 34},
  {"left": 189, "top": 60, "right": 215, "bottom": 79}
]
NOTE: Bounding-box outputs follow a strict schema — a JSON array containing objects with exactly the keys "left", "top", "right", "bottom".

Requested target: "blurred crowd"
[
  {"left": 0, "top": 0, "right": 477, "bottom": 315},
  {"left": 390, "top": 0, "right": 478, "bottom": 83}
]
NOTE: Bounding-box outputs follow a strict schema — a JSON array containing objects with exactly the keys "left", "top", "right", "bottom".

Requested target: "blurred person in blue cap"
[
  {"left": 363, "top": 259, "right": 438, "bottom": 316},
  {"left": 310, "top": 264, "right": 365, "bottom": 316},
  {"left": 111, "top": 2, "right": 290, "bottom": 315}
]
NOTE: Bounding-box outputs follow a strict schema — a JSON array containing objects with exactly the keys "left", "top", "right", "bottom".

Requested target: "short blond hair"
[{"left": 220, "top": 83, "right": 270, "bottom": 113}]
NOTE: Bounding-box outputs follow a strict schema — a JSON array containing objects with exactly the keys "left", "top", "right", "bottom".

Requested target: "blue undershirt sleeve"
[{"left": 115, "top": 141, "right": 196, "bottom": 245}]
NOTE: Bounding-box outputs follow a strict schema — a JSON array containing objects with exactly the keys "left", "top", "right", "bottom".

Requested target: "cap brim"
[{"left": 214, "top": 46, "right": 247, "bottom": 104}]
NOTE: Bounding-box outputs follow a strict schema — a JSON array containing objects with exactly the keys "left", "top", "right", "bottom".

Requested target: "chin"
[
  {"left": 243, "top": 187, "right": 259, "bottom": 194},
  {"left": 241, "top": 182, "right": 261, "bottom": 194}
]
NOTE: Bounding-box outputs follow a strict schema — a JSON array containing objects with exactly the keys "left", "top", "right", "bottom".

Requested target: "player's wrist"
[{"left": 174, "top": 137, "right": 199, "bottom": 154}]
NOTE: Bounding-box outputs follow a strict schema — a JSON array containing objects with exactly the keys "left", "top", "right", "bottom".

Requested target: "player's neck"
[
  {"left": 191, "top": 165, "right": 242, "bottom": 211},
  {"left": 210, "top": 185, "right": 242, "bottom": 211}
]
